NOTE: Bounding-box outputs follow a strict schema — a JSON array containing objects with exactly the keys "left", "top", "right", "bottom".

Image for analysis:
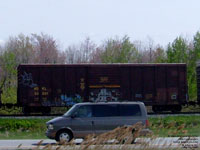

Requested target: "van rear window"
[
  {"left": 93, "top": 105, "right": 119, "bottom": 117},
  {"left": 119, "top": 104, "right": 141, "bottom": 116}
]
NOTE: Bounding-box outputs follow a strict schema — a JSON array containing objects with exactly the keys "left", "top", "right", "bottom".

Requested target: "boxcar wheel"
[
  {"left": 22, "top": 107, "right": 30, "bottom": 115},
  {"left": 152, "top": 106, "right": 160, "bottom": 113},
  {"left": 171, "top": 105, "right": 182, "bottom": 113},
  {"left": 42, "top": 107, "right": 51, "bottom": 115}
]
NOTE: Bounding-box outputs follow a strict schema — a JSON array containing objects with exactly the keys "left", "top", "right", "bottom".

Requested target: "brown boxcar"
[
  {"left": 17, "top": 63, "right": 188, "bottom": 113},
  {"left": 197, "top": 63, "right": 200, "bottom": 104}
]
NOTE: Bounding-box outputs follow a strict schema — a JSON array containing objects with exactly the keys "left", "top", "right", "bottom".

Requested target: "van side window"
[
  {"left": 94, "top": 105, "right": 119, "bottom": 117},
  {"left": 120, "top": 104, "right": 141, "bottom": 116},
  {"left": 74, "top": 105, "right": 92, "bottom": 118}
]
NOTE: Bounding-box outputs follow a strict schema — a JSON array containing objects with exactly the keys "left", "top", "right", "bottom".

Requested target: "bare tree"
[
  {"left": 133, "top": 38, "right": 163, "bottom": 63},
  {"left": 146, "top": 37, "right": 154, "bottom": 62},
  {"left": 65, "top": 37, "right": 96, "bottom": 63},
  {"left": 32, "top": 33, "right": 65, "bottom": 63},
  {"left": 89, "top": 47, "right": 103, "bottom": 63},
  {"left": 4, "top": 34, "right": 35, "bottom": 64},
  {"left": 79, "top": 37, "right": 96, "bottom": 63},
  {"left": 65, "top": 45, "right": 78, "bottom": 64}
]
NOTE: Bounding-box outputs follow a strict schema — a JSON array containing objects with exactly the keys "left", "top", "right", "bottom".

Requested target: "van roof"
[{"left": 76, "top": 101, "right": 144, "bottom": 105}]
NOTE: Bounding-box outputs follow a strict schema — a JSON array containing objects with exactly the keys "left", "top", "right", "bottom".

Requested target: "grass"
[
  {"left": 149, "top": 116, "right": 200, "bottom": 137},
  {"left": 182, "top": 105, "right": 200, "bottom": 112},
  {"left": 0, "top": 118, "right": 50, "bottom": 139},
  {"left": 0, "top": 106, "right": 22, "bottom": 114},
  {"left": 0, "top": 116, "right": 200, "bottom": 139},
  {"left": 0, "top": 131, "right": 45, "bottom": 139}
]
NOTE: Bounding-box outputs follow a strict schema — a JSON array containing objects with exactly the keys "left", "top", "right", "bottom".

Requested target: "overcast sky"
[{"left": 1, "top": 0, "right": 200, "bottom": 48}]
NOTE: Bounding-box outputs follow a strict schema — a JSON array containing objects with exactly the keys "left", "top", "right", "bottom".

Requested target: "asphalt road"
[{"left": 0, "top": 137, "right": 199, "bottom": 150}]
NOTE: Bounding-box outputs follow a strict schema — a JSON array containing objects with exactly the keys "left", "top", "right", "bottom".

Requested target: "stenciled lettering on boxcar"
[
  {"left": 89, "top": 88, "right": 120, "bottom": 102},
  {"left": 20, "top": 72, "right": 37, "bottom": 88},
  {"left": 42, "top": 87, "right": 48, "bottom": 96},
  {"left": 34, "top": 87, "right": 39, "bottom": 96},
  {"left": 33, "top": 87, "right": 39, "bottom": 101},
  {"left": 80, "top": 78, "right": 85, "bottom": 91},
  {"left": 41, "top": 87, "right": 49, "bottom": 103},
  {"left": 100, "top": 77, "right": 109, "bottom": 83}
]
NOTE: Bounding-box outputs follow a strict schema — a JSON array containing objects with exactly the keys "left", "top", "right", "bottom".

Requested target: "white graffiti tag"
[{"left": 20, "top": 72, "right": 37, "bottom": 88}]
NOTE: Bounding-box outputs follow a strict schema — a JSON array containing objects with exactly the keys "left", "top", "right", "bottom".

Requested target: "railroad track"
[
  {"left": 148, "top": 111, "right": 200, "bottom": 115},
  {"left": 0, "top": 114, "right": 62, "bottom": 118},
  {"left": 148, "top": 112, "right": 200, "bottom": 117},
  {"left": 1, "top": 112, "right": 200, "bottom": 118}
]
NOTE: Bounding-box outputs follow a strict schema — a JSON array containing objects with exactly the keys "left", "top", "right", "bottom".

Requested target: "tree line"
[{"left": 0, "top": 32, "right": 200, "bottom": 103}]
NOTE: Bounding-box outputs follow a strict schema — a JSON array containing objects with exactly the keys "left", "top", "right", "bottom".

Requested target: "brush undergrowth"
[
  {"left": 0, "top": 104, "right": 200, "bottom": 115},
  {"left": 21, "top": 123, "right": 199, "bottom": 150}
]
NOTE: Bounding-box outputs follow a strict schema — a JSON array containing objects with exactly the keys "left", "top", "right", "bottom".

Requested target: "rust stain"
[{"left": 89, "top": 85, "right": 120, "bottom": 88}]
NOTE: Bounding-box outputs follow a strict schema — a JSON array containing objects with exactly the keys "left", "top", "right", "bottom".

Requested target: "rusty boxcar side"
[{"left": 17, "top": 63, "right": 187, "bottom": 113}]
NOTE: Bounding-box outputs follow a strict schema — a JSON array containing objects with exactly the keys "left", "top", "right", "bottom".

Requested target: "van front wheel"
[{"left": 56, "top": 130, "right": 73, "bottom": 143}]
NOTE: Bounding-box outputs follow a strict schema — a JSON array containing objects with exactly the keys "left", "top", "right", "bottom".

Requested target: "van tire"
[{"left": 55, "top": 130, "right": 73, "bottom": 143}]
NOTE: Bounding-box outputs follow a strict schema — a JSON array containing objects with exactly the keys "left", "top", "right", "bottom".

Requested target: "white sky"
[{"left": 0, "top": 0, "right": 200, "bottom": 48}]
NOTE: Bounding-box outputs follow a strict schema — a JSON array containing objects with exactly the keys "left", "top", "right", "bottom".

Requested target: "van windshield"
[{"left": 63, "top": 105, "right": 78, "bottom": 117}]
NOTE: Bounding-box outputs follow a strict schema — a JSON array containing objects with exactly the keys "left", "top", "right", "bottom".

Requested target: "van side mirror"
[{"left": 71, "top": 114, "right": 76, "bottom": 118}]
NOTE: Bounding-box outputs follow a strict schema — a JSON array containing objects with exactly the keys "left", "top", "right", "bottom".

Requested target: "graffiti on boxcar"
[
  {"left": 89, "top": 88, "right": 120, "bottom": 102},
  {"left": 20, "top": 72, "right": 37, "bottom": 88},
  {"left": 60, "top": 94, "right": 82, "bottom": 105},
  {"left": 171, "top": 93, "right": 177, "bottom": 100},
  {"left": 41, "top": 94, "right": 82, "bottom": 106},
  {"left": 135, "top": 94, "right": 142, "bottom": 98}
]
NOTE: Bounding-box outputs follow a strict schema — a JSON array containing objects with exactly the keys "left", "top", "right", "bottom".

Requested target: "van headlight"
[{"left": 48, "top": 124, "right": 54, "bottom": 130}]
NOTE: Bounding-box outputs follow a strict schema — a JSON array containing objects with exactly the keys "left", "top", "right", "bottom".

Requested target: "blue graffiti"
[
  {"left": 20, "top": 72, "right": 37, "bottom": 88},
  {"left": 61, "top": 94, "right": 82, "bottom": 105},
  {"left": 41, "top": 94, "right": 82, "bottom": 107}
]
